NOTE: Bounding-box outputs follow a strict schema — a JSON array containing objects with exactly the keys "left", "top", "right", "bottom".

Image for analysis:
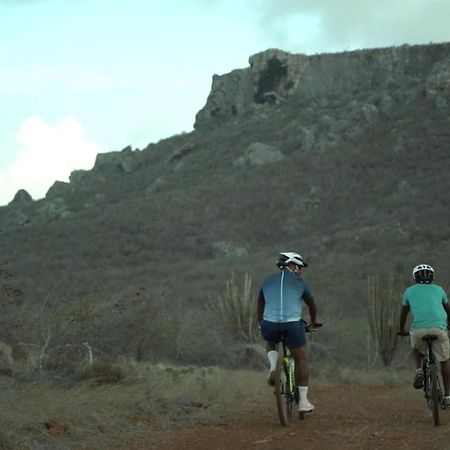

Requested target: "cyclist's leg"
[
  {"left": 410, "top": 331, "right": 425, "bottom": 368},
  {"left": 413, "top": 349, "right": 423, "bottom": 369},
  {"left": 433, "top": 329, "right": 450, "bottom": 397},
  {"left": 260, "top": 320, "right": 281, "bottom": 384},
  {"left": 285, "top": 321, "right": 314, "bottom": 411},
  {"left": 290, "top": 346, "right": 314, "bottom": 411},
  {"left": 423, "top": 328, "right": 450, "bottom": 396},
  {"left": 410, "top": 330, "right": 426, "bottom": 388},
  {"left": 266, "top": 343, "right": 278, "bottom": 384},
  {"left": 441, "top": 359, "right": 450, "bottom": 396},
  {"left": 284, "top": 320, "right": 307, "bottom": 385},
  {"left": 290, "top": 345, "right": 309, "bottom": 386}
]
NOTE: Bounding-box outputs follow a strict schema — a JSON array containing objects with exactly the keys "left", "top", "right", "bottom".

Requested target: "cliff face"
[{"left": 194, "top": 44, "right": 450, "bottom": 128}]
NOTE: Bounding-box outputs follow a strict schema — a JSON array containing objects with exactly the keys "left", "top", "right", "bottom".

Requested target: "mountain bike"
[
  {"left": 274, "top": 323, "right": 321, "bottom": 426},
  {"left": 398, "top": 332, "right": 444, "bottom": 426}
]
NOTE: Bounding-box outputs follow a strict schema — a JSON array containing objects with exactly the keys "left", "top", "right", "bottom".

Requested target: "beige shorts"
[{"left": 410, "top": 328, "right": 450, "bottom": 362}]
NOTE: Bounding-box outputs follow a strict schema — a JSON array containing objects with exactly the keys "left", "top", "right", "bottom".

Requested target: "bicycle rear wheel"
[
  {"left": 284, "top": 362, "right": 294, "bottom": 421},
  {"left": 275, "top": 357, "right": 292, "bottom": 426},
  {"left": 428, "top": 364, "right": 440, "bottom": 426},
  {"left": 425, "top": 364, "right": 441, "bottom": 427}
]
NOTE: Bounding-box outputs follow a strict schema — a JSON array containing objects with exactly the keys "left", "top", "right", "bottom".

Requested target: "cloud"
[
  {"left": 0, "top": 117, "right": 102, "bottom": 205},
  {"left": 257, "top": 0, "right": 450, "bottom": 53}
]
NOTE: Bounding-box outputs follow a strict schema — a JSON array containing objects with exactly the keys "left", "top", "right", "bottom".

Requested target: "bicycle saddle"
[{"left": 422, "top": 335, "right": 438, "bottom": 341}]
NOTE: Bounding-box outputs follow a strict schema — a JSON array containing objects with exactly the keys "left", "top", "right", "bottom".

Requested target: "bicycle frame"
[{"left": 281, "top": 340, "right": 297, "bottom": 402}]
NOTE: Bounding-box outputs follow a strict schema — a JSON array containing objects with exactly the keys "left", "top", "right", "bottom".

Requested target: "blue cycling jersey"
[{"left": 258, "top": 268, "right": 312, "bottom": 322}]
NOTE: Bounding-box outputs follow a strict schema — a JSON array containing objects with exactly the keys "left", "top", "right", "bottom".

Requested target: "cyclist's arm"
[
  {"left": 303, "top": 295, "right": 319, "bottom": 326},
  {"left": 257, "top": 290, "right": 265, "bottom": 323},
  {"left": 444, "top": 302, "right": 450, "bottom": 329},
  {"left": 399, "top": 304, "right": 410, "bottom": 334}
]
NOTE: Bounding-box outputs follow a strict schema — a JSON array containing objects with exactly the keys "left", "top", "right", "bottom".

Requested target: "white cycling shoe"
[
  {"left": 299, "top": 399, "right": 315, "bottom": 412},
  {"left": 444, "top": 396, "right": 450, "bottom": 408}
]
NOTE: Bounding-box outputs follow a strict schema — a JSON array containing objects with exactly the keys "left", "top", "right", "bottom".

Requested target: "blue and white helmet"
[
  {"left": 412, "top": 264, "right": 434, "bottom": 283},
  {"left": 277, "top": 252, "right": 308, "bottom": 268}
]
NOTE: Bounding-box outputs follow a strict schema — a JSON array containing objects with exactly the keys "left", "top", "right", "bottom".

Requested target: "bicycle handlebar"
[{"left": 306, "top": 322, "right": 323, "bottom": 333}]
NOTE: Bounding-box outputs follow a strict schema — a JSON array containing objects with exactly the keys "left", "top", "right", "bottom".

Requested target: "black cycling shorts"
[{"left": 260, "top": 319, "right": 307, "bottom": 349}]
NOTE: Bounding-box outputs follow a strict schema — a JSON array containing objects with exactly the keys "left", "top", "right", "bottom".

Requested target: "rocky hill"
[{"left": 1, "top": 42, "right": 449, "bottom": 368}]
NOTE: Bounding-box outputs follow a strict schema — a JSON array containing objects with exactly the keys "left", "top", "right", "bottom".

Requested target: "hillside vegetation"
[{"left": 1, "top": 43, "right": 450, "bottom": 375}]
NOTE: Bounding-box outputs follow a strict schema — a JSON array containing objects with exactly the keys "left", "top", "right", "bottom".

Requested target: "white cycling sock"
[
  {"left": 298, "top": 385, "right": 309, "bottom": 401},
  {"left": 267, "top": 351, "right": 278, "bottom": 371}
]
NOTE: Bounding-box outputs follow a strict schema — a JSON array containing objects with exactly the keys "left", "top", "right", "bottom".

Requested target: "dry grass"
[
  {"left": 0, "top": 358, "right": 418, "bottom": 449},
  {"left": 0, "top": 362, "right": 266, "bottom": 449}
]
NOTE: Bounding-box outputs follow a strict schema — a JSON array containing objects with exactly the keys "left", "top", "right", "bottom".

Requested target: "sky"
[{"left": 1, "top": 0, "right": 450, "bottom": 206}]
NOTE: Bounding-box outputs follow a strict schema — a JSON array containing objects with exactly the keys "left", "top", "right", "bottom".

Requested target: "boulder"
[{"left": 233, "top": 142, "right": 284, "bottom": 167}]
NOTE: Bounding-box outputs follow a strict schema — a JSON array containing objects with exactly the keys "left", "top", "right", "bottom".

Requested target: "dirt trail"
[{"left": 116, "top": 385, "right": 450, "bottom": 450}]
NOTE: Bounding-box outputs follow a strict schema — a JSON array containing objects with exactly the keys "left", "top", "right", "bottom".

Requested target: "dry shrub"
[
  {"left": 212, "top": 272, "right": 259, "bottom": 343},
  {"left": 77, "top": 361, "right": 126, "bottom": 385},
  {"left": 367, "top": 275, "right": 404, "bottom": 367}
]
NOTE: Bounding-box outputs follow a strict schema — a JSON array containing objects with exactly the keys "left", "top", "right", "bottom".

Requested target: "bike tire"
[
  {"left": 430, "top": 364, "right": 440, "bottom": 426},
  {"left": 284, "top": 362, "right": 294, "bottom": 422},
  {"left": 275, "top": 356, "right": 288, "bottom": 426}
]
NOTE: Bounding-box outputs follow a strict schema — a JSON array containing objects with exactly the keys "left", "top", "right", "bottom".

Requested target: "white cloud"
[
  {"left": 257, "top": 0, "right": 450, "bottom": 53},
  {"left": 0, "top": 116, "right": 102, "bottom": 205}
]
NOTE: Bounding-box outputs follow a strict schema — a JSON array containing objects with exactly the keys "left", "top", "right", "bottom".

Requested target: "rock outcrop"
[
  {"left": 93, "top": 146, "right": 141, "bottom": 174},
  {"left": 194, "top": 44, "right": 450, "bottom": 128},
  {"left": 9, "top": 189, "right": 33, "bottom": 205}
]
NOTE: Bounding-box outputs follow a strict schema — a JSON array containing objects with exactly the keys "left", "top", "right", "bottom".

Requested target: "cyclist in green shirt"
[{"left": 399, "top": 264, "right": 450, "bottom": 407}]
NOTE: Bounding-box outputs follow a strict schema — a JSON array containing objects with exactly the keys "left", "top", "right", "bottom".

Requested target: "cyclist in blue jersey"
[
  {"left": 257, "top": 252, "right": 321, "bottom": 413},
  {"left": 399, "top": 264, "right": 450, "bottom": 407}
]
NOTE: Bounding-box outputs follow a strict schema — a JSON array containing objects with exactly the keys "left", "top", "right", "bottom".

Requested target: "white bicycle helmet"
[
  {"left": 412, "top": 264, "right": 434, "bottom": 283},
  {"left": 277, "top": 252, "right": 308, "bottom": 268}
]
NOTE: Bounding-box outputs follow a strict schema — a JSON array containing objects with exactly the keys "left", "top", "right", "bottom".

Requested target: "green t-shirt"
[{"left": 402, "top": 283, "right": 448, "bottom": 329}]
